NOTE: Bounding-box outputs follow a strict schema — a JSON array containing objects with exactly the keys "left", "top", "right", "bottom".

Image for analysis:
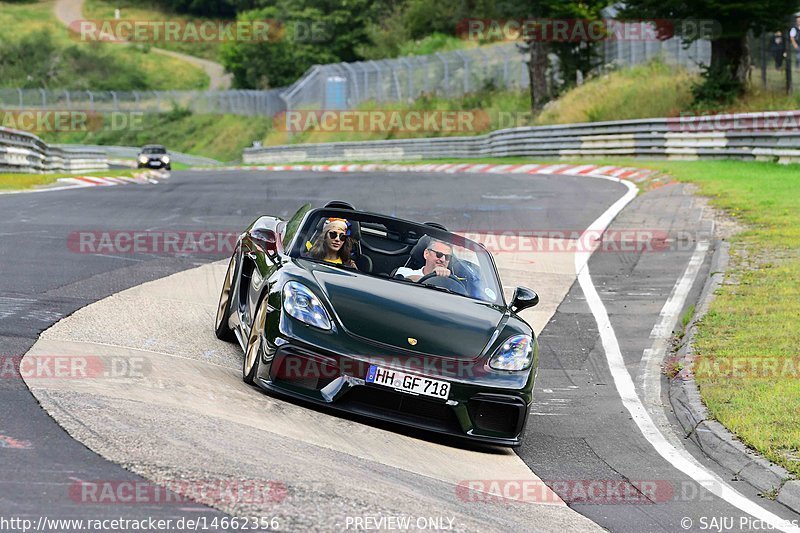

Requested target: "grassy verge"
[
  {"left": 344, "top": 156, "right": 800, "bottom": 475},
  {"left": 263, "top": 89, "right": 531, "bottom": 146},
  {"left": 0, "top": 169, "right": 139, "bottom": 190},
  {"left": 0, "top": 0, "right": 208, "bottom": 90},
  {"left": 39, "top": 110, "right": 272, "bottom": 162},
  {"left": 82, "top": 0, "right": 220, "bottom": 62}
]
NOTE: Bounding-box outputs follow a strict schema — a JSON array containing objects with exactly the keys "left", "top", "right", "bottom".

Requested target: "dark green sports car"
[{"left": 214, "top": 202, "right": 540, "bottom": 447}]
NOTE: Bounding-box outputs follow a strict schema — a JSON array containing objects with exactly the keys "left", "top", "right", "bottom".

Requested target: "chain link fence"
[
  {"left": 750, "top": 30, "right": 800, "bottom": 93},
  {"left": 600, "top": 37, "right": 710, "bottom": 71},
  {"left": 279, "top": 43, "right": 530, "bottom": 112},
  {"left": 0, "top": 89, "right": 285, "bottom": 116}
]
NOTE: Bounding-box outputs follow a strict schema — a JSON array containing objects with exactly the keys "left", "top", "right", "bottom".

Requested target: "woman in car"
[{"left": 305, "top": 217, "right": 357, "bottom": 268}]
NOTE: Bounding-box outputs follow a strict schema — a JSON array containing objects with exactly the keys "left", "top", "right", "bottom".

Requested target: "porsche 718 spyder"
[{"left": 214, "top": 202, "right": 540, "bottom": 446}]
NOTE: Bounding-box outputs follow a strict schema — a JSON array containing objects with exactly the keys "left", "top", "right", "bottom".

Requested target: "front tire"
[
  {"left": 243, "top": 299, "right": 269, "bottom": 385},
  {"left": 214, "top": 254, "right": 237, "bottom": 342}
]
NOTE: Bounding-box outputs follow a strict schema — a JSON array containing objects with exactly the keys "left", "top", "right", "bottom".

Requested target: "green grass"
[
  {"left": 39, "top": 110, "right": 272, "bottom": 162},
  {"left": 0, "top": 0, "right": 208, "bottom": 90},
  {"left": 537, "top": 61, "right": 697, "bottom": 124},
  {"left": 0, "top": 168, "right": 138, "bottom": 190},
  {"left": 82, "top": 0, "right": 220, "bottom": 62},
  {"left": 264, "top": 88, "right": 531, "bottom": 146}
]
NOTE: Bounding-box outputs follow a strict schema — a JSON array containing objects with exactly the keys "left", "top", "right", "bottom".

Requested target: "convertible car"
[{"left": 214, "top": 202, "right": 540, "bottom": 446}]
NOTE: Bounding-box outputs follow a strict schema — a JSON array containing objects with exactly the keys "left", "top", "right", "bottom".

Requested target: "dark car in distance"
[
  {"left": 137, "top": 144, "right": 171, "bottom": 170},
  {"left": 214, "top": 202, "right": 541, "bottom": 447}
]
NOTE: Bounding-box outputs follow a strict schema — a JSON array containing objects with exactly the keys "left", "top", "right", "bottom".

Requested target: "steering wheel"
[{"left": 417, "top": 272, "right": 468, "bottom": 296}]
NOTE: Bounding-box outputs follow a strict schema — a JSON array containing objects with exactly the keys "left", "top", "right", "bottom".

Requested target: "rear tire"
[
  {"left": 243, "top": 299, "right": 269, "bottom": 385},
  {"left": 214, "top": 255, "right": 237, "bottom": 342}
]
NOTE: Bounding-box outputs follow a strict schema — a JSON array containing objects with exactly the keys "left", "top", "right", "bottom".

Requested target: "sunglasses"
[
  {"left": 327, "top": 231, "right": 348, "bottom": 241},
  {"left": 427, "top": 248, "right": 451, "bottom": 261}
]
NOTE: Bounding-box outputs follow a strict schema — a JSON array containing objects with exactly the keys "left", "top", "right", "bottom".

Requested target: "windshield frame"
[
  {"left": 141, "top": 146, "right": 167, "bottom": 154},
  {"left": 288, "top": 207, "right": 506, "bottom": 306}
]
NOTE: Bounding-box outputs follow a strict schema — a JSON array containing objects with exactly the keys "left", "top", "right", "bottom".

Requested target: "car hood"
[{"left": 311, "top": 267, "right": 506, "bottom": 360}]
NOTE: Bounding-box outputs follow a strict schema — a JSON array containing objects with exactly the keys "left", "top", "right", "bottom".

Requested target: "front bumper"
[
  {"left": 254, "top": 339, "right": 534, "bottom": 447},
  {"left": 138, "top": 159, "right": 169, "bottom": 169}
]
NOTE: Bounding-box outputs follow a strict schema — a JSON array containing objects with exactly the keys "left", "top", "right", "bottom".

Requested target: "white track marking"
[{"left": 575, "top": 175, "right": 800, "bottom": 532}]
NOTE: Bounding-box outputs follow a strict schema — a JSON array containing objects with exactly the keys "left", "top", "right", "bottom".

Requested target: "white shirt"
[
  {"left": 791, "top": 27, "right": 798, "bottom": 39},
  {"left": 395, "top": 266, "right": 424, "bottom": 278}
]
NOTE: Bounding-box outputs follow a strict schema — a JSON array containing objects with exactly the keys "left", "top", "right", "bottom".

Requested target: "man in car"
[{"left": 395, "top": 238, "right": 453, "bottom": 281}]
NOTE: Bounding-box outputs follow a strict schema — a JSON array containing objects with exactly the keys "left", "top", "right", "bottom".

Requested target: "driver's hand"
[{"left": 433, "top": 267, "right": 451, "bottom": 277}]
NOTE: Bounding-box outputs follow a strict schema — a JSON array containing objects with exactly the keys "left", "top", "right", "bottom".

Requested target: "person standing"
[
  {"left": 790, "top": 16, "right": 800, "bottom": 68},
  {"left": 770, "top": 31, "right": 785, "bottom": 69}
]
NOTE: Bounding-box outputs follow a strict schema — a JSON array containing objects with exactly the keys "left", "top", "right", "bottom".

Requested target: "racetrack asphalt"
[{"left": 2, "top": 169, "right": 799, "bottom": 531}]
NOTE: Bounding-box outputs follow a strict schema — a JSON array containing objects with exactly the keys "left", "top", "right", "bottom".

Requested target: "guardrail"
[
  {"left": 243, "top": 112, "right": 800, "bottom": 165},
  {"left": 0, "top": 127, "right": 108, "bottom": 173}
]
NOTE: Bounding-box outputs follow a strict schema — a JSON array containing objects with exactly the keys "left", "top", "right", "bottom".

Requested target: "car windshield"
[
  {"left": 290, "top": 209, "right": 504, "bottom": 305},
  {"left": 142, "top": 147, "right": 166, "bottom": 154}
]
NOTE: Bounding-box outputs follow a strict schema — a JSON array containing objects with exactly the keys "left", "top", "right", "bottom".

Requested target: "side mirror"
[
  {"left": 511, "top": 286, "right": 539, "bottom": 313},
  {"left": 250, "top": 228, "right": 279, "bottom": 263}
]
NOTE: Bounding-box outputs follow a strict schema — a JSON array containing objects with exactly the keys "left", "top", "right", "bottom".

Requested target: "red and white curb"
[
  {"left": 37, "top": 170, "right": 170, "bottom": 193},
  {"left": 191, "top": 163, "right": 661, "bottom": 183}
]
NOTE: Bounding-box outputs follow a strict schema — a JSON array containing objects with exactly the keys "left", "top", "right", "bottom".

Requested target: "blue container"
[{"left": 324, "top": 76, "right": 348, "bottom": 110}]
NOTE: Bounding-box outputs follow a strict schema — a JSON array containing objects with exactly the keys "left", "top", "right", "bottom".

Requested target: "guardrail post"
[
  {"left": 64, "top": 90, "right": 71, "bottom": 109},
  {"left": 456, "top": 51, "right": 470, "bottom": 94},
  {"left": 40, "top": 89, "right": 46, "bottom": 108},
  {"left": 111, "top": 91, "right": 118, "bottom": 111},
  {"left": 17, "top": 88, "right": 23, "bottom": 108},
  {"left": 343, "top": 63, "right": 360, "bottom": 105},
  {"left": 399, "top": 58, "right": 413, "bottom": 101},
  {"left": 436, "top": 53, "right": 449, "bottom": 96},
  {"left": 368, "top": 61, "right": 382, "bottom": 102},
  {"left": 423, "top": 56, "right": 430, "bottom": 94}
]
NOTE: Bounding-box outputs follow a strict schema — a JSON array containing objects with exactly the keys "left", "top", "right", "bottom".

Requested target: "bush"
[
  {"left": 690, "top": 65, "right": 745, "bottom": 110},
  {"left": 0, "top": 30, "right": 149, "bottom": 90}
]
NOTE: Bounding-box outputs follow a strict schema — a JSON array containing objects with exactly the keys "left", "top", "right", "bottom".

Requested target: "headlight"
[
  {"left": 282, "top": 281, "right": 331, "bottom": 330},
  {"left": 138, "top": 155, "right": 148, "bottom": 164},
  {"left": 489, "top": 334, "right": 534, "bottom": 371},
  {"left": 161, "top": 155, "right": 170, "bottom": 163}
]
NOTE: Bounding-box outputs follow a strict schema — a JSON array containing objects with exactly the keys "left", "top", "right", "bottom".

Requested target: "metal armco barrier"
[
  {"left": 243, "top": 112, "right": 800, "bottom": 165},
  {"left": 0, "top": 127, "right": 108, "bottom": 173}
]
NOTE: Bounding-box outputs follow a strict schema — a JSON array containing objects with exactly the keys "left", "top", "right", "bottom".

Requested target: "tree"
[
  {"left": 221, "top": 0, "right": 374, "bottom": 88},
  {"left": 490, "top": 0, "right": 608, "bottom": 114},
  {"left": 620, "top": 0, "right": 800, "bottom": 99}
]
